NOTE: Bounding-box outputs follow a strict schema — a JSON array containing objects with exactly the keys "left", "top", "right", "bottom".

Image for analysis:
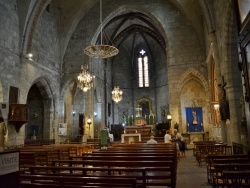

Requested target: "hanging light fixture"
[
  {"left": 84, "top": 0, "right": 119, "bottom": 58},
  {"left": 112, "top": 86, "right": 123, "bottom": 103},
  {"left": 77, "top": 65, "right": 93, "bottom": 92}
]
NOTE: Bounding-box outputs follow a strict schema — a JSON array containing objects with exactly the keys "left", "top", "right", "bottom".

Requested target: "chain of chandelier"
[{"left": 77, "top": 0, "right": 122, "bottom": 102}]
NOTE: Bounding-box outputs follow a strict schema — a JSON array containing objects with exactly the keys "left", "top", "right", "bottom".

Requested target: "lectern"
[{"left": 100, "top": 129, "right": 109, "bottom": 145}]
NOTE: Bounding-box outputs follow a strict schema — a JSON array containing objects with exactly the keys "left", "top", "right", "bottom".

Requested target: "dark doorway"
[
  {"left": 110, "top": 124, "right": 124, "bottom": 141},
  {"left": 26, "top": 84, "right": 44, "bottom": 139}
]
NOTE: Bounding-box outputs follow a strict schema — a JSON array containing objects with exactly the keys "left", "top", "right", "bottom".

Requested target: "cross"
[{"left": 140, "top": 49, "right": 146, "bottom": 55}]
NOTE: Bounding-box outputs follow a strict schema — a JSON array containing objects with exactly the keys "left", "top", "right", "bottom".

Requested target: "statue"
[
  {"left": 218, "top": 79, "right": 230, "bottom": 120},
  {"left": 192, "top": 109, "right": 198, "bottom": 124},
  {"left": 135, "top": 105, "right": 142, "bottom": 117},
  {"left": 240, "top": 96, "right": 247, "bottom": 126},
  {"left": 32, "top": 130, "right": 36, "bottom": 140},
  {"left": 0, "top": 117, "right": 7, "bottom": 148}
]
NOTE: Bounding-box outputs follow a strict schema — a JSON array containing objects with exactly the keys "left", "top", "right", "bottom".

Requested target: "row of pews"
[
  {"left": 19, "top": 143, "right": 96, "bottom": 173},
  {"left": 19, "top": 142, "right": 178, "bottom": 188},
  {"left": 193, "top": 141, "right": 250, "bottom": 187}
]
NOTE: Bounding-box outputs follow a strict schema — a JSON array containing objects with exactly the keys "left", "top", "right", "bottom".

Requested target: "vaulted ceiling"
[{"left": 17, "top": 0, "right": 211, "bottom": 67}]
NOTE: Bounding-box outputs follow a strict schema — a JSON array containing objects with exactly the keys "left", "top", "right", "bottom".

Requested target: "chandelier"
[
  {"left": 112, "top": 86, "right": 123, "bottom": 103},
  {"left": 84, "top": 0, "right": 119, "bottom": 58},
  {"left": 77, "top": 65, "right": 93, "bottom": 92}
]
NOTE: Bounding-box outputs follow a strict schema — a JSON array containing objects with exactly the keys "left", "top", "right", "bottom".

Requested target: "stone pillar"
[{"left": 224, "top": 86, "right": 241, "bottom": 144}]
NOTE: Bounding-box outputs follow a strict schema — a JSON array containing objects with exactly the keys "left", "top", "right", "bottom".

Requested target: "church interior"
[{"left": 1, "top": 0, "right": 250, "bottom": 187}]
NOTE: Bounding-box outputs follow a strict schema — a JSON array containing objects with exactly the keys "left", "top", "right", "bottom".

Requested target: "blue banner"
[{"left": 186, "top": 107, "right": 203, "bottom": 132}]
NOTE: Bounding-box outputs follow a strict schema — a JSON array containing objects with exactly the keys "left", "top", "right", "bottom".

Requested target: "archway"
[{"left": 26, "top": 79, "right": 53, "bottom": 140}]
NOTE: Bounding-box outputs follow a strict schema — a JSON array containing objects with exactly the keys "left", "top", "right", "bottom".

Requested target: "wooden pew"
[
  {"left": 93, "top": 149, "right": 176, "bottom": 153},
  {"left": 223, "top": 170, "right": 250, "bottom": 187},
  {"left": 19, "top": 144, "right": 87, "bottom": 168},
  {"left": 109, "top": 143, "right": 176, "bottom": 147},
  {"left": 19, "top": 143, "right": 177, "bottom": 187},
  {"left": 106, "top": 147, "right": 176, "bottom": 151},
  {"left": 82, "top": 152, "right": 176, "bottom": 157},
  {"left": 195, "top": 144, "right": 231, "bottom": 166},
  {"left": 109, "top": 143, "right": 176, "bottom": 148},
  {"left": 27, "top": 166, "right": 147, "bottom": 187},
  {"left": 19, "top": 152, "right": 37, "bottom": 174},
  {"left": 51, "top": 159, "right": 176, "bottom": 188},
  {"left": 71, "top": 155, "right": 175, "bottom": 161},
  {"left": 212, "top": 164, "right": 250, "bottom": 187},
  {"left": 19, "top": 174, "right": 137, "bottom": 188},
  {"left": 192, "top": 141, "right": 218, "bottom": 156},
  {"left": 232, "top": 142, "right": 244, "bottom": 154},
  {"left": 206, "top": 154, "right": 249, "bottom": 184},
  {"left": 71, "top": 155, "right": 177, "bottom": 167},
  {"left": 77, "top": 148, "right": 178, "bottom": 187}
]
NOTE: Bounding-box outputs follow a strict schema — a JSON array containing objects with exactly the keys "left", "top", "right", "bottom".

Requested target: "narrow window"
[{"left": 138, "top": 49, "right": 149, "bottom": 88}]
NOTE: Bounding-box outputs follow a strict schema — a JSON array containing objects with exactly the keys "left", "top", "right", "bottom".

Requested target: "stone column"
[{"left": 208, "top": 34, "right": 228, "bottom": 143}]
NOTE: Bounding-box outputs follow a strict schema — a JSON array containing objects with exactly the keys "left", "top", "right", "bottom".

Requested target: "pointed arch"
[
  {"left": 199, "top": 0, "right": 216, "bottom": 33},
  {"left": 178, "top": 68, "right": 209, "bottom": 92},
  {"left": 26, "top": 77, "right": 54, "bottom": 139},
  {"left": 60, "top": 78, "right": 78, "bottom": 100},
  {"left": 20, "top": 0, "right": 51, "bottom": 54}
]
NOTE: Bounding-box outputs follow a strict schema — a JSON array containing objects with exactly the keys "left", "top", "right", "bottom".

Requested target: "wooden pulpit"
[{"left": 8, "top": 104, "right": 29, "bottom": 132}]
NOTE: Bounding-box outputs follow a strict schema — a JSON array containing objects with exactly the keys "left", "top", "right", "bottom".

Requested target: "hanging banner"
[{"left": 186, "top": 107, "right": 203, "bottom": 132}]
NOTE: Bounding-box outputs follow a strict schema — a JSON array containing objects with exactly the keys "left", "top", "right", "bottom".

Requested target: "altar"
[
  {"left": 124, "top": 125, "right": 153, "bottom": 137},
  {"left": 121, "top": 133, "right": 141, "bottom": 143},
  {"left": 182, "top": 132, "right": 205, "bottom": 144}
]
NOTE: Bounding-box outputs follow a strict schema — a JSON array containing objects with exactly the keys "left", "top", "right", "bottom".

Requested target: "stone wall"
[{"left": 0, "top": 1, "right": 61, "bottom": 146}]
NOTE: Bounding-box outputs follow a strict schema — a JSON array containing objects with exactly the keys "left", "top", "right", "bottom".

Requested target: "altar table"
[
  {"left": 121, "top": 133, "right": 141, "bottom": 143},
  {"left": 182, "top": 132, "right": 205, "bottom": 144}
]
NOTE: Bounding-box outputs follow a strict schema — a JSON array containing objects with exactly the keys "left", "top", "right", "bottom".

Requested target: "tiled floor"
[
  {"left": 148, "top": 150, "right": 212, "bottom": 188},
  {"left": 175, "top": 150, "right": 212, "bottom": 188}
]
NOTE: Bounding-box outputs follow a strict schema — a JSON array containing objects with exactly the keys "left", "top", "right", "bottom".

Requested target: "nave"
[{"left": 176, "top": 150, "right": 211, "bottom": 188}]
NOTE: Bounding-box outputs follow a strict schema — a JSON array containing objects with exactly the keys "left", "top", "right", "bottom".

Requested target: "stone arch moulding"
[
  {"left": 0, "top": 79, "right": 3, "bottom": 102},
  {"left": 21, "top": 0, "right": 51, "bottom": 54},
  {"left": 178, "top": 68, "right": 209, "bottom": 93},
  {"left": 177, "top": 68, "right": 209, "bottom": 134},
  {"left": 26, "top": 77, "right": 54, "bottom": 139},
  {"left": 60, "top": 78, "right": 78, "bottom": 101},
  {"left": 28, "top": 77, "right": 53, "bottom": 100},
  {"left": 199, "top": 0, "right": 216, "bottom": 33},
  {"left": 26, "top": 77, "right": 54, "bottom": 121}
]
